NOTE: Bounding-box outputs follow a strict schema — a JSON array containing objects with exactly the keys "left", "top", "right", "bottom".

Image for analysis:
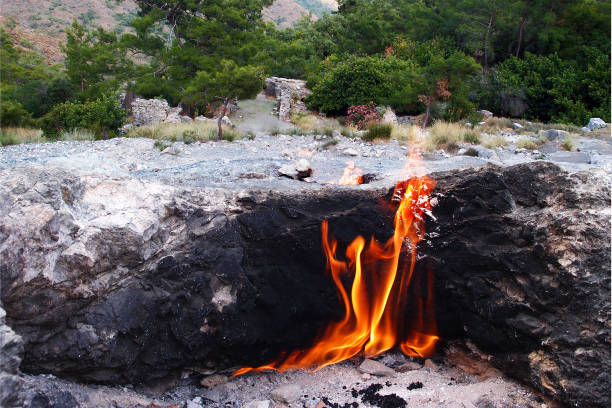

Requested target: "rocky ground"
[
  {"left": 0, "top": 128, "right": 610, "bottom": 190},
  {"left": 0, "top": 128, "right": 610, "bottom": 408},
  {"left": 17, "top": 343, "right": 559, "bottom": 408}
]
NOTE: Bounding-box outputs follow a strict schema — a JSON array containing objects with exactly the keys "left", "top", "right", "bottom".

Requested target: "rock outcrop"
[
  {"left": 425, "top": 163, "right": 610, "bottom": 408},
  {"left": 0, "top": 304, "right": 24, "bottom": 407},
  {"left": 265, "top": 77, "right": 311, "bottom": 121},
  {"left": 0, "top": 162, "right": 609, "bottom": 407}
]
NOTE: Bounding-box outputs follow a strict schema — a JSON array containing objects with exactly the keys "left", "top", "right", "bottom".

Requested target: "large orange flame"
[{"left": 234, "top": 151, "right": 438, "bottom": 376}]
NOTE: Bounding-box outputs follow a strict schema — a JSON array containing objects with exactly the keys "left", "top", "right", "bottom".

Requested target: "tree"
[
  {"left": 186, "top": 60, "right": 263, "bottom": 139},
  {"left": 62, "top": 21, "right": 131, "bottom": 101}
]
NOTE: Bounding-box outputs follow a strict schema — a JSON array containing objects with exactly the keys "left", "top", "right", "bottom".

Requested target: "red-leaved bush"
[{"left": 346, "top": 102, "right": 381, "bottom": 130}]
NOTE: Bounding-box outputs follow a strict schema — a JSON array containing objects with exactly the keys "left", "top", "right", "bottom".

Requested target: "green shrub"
[
  {"left": 462, "top": 131, "right": 480, "bottom": 144},
  {"left": 307, "top": 55, "right": 416, "bottom": 114},
  {"left": 0, "top": 99, "right": 31, "bottom": 127},
  {"left": 41, "top": 94, "right": 126, "bottom": 139},
  {"left": 0, "top": 129, "right": 18, "bottom": 146},
  {"left": 363, "top": 122, "right": 393, "bottom": 141}
]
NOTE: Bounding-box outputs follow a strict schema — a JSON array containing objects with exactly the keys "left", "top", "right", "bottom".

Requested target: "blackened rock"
[{"left": 424, "top": 162, "right": 610, "bottom": 408}]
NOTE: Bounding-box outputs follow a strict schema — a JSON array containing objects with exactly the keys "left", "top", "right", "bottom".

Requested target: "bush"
[
  {"left": 0, "top": 99, "right": 31, "bottom": 127},
  {"left": 41, "top": 94, "right": 126, "bottom": 139},
  {"left": 425, "top": 121, "right": 477, "bottom": 151},
  {"left": 363, "top": 122, "right": 392, "bottom": 141},
  {"left": 307, "top": 55, "right": 416, "bottom": 114},
  {"left": 347, "top": 102, "right": 381, "bottom": 130}
]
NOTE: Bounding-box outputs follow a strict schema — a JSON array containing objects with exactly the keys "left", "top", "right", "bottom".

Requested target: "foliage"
[
  {"left": 363, "top": 122, "right": 393, "bottom": 141},
  {"left": 346, "top": 102, "right": 381, "bottom": 130},
  {"left": 127, "top": 121, "right": 244, "bottom": 142},
  {"left": 40, "top": 94, "right": 126, "bottom": 138},
  {"left": 307, "top": 55, "right": 417, "bottom": 114},
  {"left": 62, "top": 21, "right": 132, "bottom": 101},
  {"left": 424, "top": 121, "right": 478, "bottom": 151}
]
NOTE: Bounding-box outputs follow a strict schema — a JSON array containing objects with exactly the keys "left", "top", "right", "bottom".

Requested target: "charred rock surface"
[
  {"left": 425, "top": 162, "right": 611, "bottom": 407},
  {"left": 0, "top": 162, "right": 609, "bottom": 408}
]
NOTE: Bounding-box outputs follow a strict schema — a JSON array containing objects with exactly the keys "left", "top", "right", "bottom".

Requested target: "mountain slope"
[{"left": 0, "top": 0, "right": 336, "bottom": 61}]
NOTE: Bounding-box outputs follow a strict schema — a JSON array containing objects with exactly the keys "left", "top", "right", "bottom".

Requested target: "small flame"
[
  {"left": 235, "top": 149, "right": 438, "bottom": 376},
  {"left": 298, "top": 150, "right": 313, "bottom": 158},
  {"left": 338, "top": 161, "right": 364, "bottom": 185}
]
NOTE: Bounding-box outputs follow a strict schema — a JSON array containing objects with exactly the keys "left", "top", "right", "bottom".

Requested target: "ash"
[{"left": 19, "top": 343, "right": 559, "bottom": 408}]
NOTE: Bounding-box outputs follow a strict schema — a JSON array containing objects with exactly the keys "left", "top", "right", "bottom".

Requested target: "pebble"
[
  {"left": 243, "top": 401, "right": 271, "bottom": 408},
  {"left": 396, "top": 361, "right": 423, "bottom": 372},
  {"left": 200, "top": 374, "right": 228, "bottom": 388},
  {"left": 423, "top": 359, "right": 438, "bottom": 371},
  {"left": 344, "top": 148, "right": 359, "bottom": 156},
  {"left": 186, "top": 396, "right": 203, "bottom": 408},
  {"left": 358, "top": 359, "right": 397, "bottom": 377},
  {"left": 271, "top": 384, "right": 302, "bottom": 404}
]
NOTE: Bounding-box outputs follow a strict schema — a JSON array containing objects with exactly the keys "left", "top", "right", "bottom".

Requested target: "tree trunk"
[
  {"left": 217, "top": 98, "right": 230, "bottom": 141},
  {"left": 422, "top": 103, "right": 431, "bottom": 130},
  {"left": 516, "top": 0, "right": 528, "bottom": 57},
  {"left": 484, "top": 8, "right": 495, "bottom": 69}
]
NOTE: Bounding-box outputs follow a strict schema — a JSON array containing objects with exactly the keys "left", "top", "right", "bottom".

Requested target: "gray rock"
[
  {"left": 587, "top": 117, "right": 606, "bottom": 131},
  {"left": 295, "top": 158, "right": 311, "bottom": 173},
  {"left": 278, "top": 159, "right": 312, "bottom": 180},
  {"left": 581, "top": 126, "right": 591, "bottom": 133},
  {"left": 539, "top": 129, "right": 569, "bottom": 141},
  {"left": 477, "top": 110, "right": 493, "bottom": 118},
  {"left": 511, "top": 123, "right": 524, "bottom": 130},
  {"left": 472, "top": 145, "right": 496, "bottom": 159},
  {"left": 0, "top": 305, "right": 24, "bottom": 408},
  {"left": 181, "top": 115, "right": 193, "bottom": 123},
  {"left": 332, "top": 130, "right": 342, "bottom": 138},
  {"left": 381, "top": 106, "right": 398, "bottom": 125},
  {"left": 186, "top": 396, "right": 203, "bottom": 408},
  {"left": 161, "top": 145, "right": 181, "bottom": 156},
  {"left": 478, "top": 121, "right": 486, "bottom": 126},
  {"left": 344, "top": 148, "right": 359, "bottom": 156},
  {"left": 358, "top": 359, "right": 396, "bottom": 377},
  {"left": 270, "top": 384, "right": 302, "bottom": 403},
  {"left": 243, "top": 401, "right": 271, "bottom": 408},
  {"left": 278, "top": 163, "right": 299, "bottom": 179}
]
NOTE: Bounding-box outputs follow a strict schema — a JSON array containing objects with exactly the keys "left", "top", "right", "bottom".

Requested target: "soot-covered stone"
[{"left": 1, "top": 162, "right": 609, "bottom": 408}]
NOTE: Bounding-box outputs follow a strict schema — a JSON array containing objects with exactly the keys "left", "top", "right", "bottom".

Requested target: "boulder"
[
  {"left": 381, "top": 106, "right": 398, "bottom": 125},
  {"left": 538, "top": 129, "right": 569, "bottom": 141},
  {"left": 511, "top": 123, "right": 524, "bottom": 130},
  {"left": 0, "top": 163, "right": 608, "bottom": 408},
  {"left": 425, "top": 163, "right": 610, "bottom": 408},
  {"left": 477, "top": 110, "right": 493, "bottom": 119},
  {"left": 586, "top": 118, "right": 606, "bottom": 131},
  {"left": 131, "top": 98, "right": 172, "bottom": 126}
]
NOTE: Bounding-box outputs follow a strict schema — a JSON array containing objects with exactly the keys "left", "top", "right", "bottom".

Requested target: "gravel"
[{"left": 2, "top": 133, "right": 610, "bottom": 193}]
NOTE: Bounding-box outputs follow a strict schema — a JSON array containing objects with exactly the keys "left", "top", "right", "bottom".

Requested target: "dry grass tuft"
[
  {"left": 424, "top": 121, "right": 480, "bottom": 151},
  {"left": 559, "top": 135, "right": 575, "bottom": 151},
  {"left": 516, "top": 137, "right": 537, "bottom": 150},
  {"left": 482, "top": 134, "right": 508, "bottom": 149},
  {"left": 127, "top": 121, "right": 242, "bottom": 142},
  {"left": 0, "top": 127, "right": 45, "bottom": 145},
  {"left": 391, "top": 124, "right": 422, "bottom": 144},
  {"left": 478, "top": 117, "right": 513, "bottom": 131}
]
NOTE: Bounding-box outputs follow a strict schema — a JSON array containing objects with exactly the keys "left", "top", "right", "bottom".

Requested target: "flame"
[
  {"left": 338, "top": 161, "right": 364, "bottom": 185},
  {"left": 234, "top": 150, "right": 438, "bottom": 376},
  {"left": 298, "top": 150, "right": 314, "bottom": 157}
]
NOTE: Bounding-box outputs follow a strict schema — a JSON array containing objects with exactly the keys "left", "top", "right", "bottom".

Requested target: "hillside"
[{"left": 0, "top": 0, "right": 336, "bottom": 61}]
